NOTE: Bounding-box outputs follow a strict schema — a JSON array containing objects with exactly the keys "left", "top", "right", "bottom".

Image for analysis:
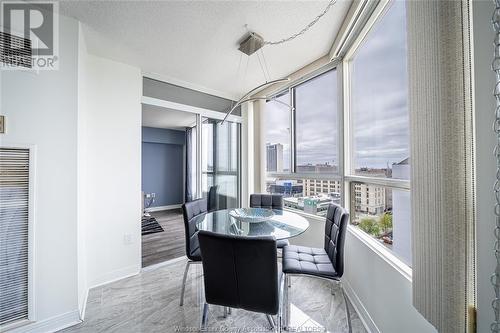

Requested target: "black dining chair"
[
  {"left": 249, "top": 194, "right": 289, "bottom": 249},
  {"left": 282, "top": 203, "right": 351, "bottom": 332},
  {"left": 180, "top": 198, "right": 207, "bottom": 306},
  {"left": 207, "top": 185, "right": 219, "bottom": 212},
  {"left": 197, "top": 230, "right": 284, "bottom": 332}
]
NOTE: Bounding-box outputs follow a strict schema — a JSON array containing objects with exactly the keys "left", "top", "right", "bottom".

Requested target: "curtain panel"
[{"left": 406, "top": 0, "right": 476, "bottom": 332}]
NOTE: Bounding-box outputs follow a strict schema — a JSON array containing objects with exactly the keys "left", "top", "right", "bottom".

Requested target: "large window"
[
  {"left": 202, "top": 118, "right": 240, "bottom": 209},
  {"left": 346, "top": 0, "right": 410, "bottom": 266},
  {"left": 349, "top": 0, "right": 409, "bottom": 180},
  {"left": 262, "top": 0, "right": 411, "bottom": 267},
  {"left": 264, "top": 69, "right": 341, "bottom": 218}
]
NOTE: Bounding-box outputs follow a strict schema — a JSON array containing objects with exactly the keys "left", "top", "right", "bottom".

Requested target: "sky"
[
  {"left": 263, "top": 0, "right": 409, "bottom": 170},
  {"left": 295, "top": 70, "right": 338, "bottom": 166}
]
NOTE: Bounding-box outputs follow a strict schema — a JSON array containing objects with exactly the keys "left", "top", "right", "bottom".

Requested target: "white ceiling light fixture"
[{"left": 222, "top": 0, "right": 337, "bottom": 123}]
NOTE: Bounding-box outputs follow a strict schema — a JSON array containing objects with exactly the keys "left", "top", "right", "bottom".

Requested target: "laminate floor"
[
  {"left": 142, "top": 209, "right": 185, "bottom": 268},
  {"left": 61, "top": 259, "right": 367, "bottom": 333}
]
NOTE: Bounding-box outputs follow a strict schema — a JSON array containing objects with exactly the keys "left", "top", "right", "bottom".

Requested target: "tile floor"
[{"left": 62, "top": 259, "right": 366, "bottom": 333}]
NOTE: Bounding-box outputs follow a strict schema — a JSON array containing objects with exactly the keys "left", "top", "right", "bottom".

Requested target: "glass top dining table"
[{"left": 195, "top": 208, "right": 310, "bottom": 240}]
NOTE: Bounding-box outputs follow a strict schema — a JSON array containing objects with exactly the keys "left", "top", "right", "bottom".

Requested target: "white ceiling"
[
  {"left": 142, "top": 104, "right": 196, "bottom": 130},
  {"left": 61, "top": 1, "right": 352, "bottom": 99}
]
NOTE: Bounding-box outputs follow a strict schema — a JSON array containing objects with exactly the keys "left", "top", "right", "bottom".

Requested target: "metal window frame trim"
[
  {"left": 267, "top": 172, "right": 342, "bottom": 181},
  {"left": 266, "top": 65, "right": 342, "bottom": 178},
  {"left": 266, "top": 59, "right": 341, "bottom": 100},
  {"left": 345, "top": 176, "right": 410, "bottom": 190}
]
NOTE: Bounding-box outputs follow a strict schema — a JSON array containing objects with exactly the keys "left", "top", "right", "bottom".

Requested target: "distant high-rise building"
[{"left": 266, "top": 143, "right": 283, "bottom": 172}]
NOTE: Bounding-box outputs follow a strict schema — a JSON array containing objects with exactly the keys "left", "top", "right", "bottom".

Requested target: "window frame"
[
  {"left": 262, "top": 0, "right": 412, "bottom": 272},
  {"left": 343, "top": 0, "right": 411, "bottom": 271},
  {"left": 265, "top": 61, "right": 344, "bottom": 185},
  {"left": 343, "top": 1, "right": 410, "bottom": 185},
  {"left": 201, "top": 117, "right": 242, "bottom": 207}
]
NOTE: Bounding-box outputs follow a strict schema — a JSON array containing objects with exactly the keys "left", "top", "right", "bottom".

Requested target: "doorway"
[
  {"left": 140, "top": 105, "right": 242, "bottom": 268},
  {"left": 141, "top": 106, "right": 196, "bottom": 268}
]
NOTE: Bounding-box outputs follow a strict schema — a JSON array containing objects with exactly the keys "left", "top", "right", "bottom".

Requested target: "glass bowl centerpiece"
[{"left": 229, "top": 208, "right": 274, "bottom": 223}]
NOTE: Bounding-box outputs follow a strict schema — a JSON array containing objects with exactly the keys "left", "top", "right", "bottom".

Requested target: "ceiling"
[
  {"left": 142, "top": 104, "right": 196, "bottom": 130},
  {"left": 61, "top": 1, "right": 352, "bottom": 99}
]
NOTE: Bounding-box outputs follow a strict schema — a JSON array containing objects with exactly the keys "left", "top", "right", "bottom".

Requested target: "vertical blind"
[
  {"left": 407, "top": 1, "right": 476, "bottom": 332},
  {"left": 0, "top": 148, "right": 29, "bottom": 325}
]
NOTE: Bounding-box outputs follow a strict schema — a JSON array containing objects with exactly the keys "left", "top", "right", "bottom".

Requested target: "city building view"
[
  {"left": 265, "top": 143, "right": 411, "bottom": 265},
  {"left": 266, "top": 143, "right": 284, "bottom": 172}
]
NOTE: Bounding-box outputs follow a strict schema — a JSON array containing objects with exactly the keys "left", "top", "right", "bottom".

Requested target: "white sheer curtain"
[{"left": 406, "top": 1, "right": 476, "bottom": 331}]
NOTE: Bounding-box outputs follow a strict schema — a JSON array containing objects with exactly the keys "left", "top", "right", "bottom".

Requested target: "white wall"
[
  {"left": 343, "top": 229, "right": 436, "bottom": 333},
  {"left": 289, "top": 217, "right": 436, "bottom": 333},
  {"left": 472, "top": 1, "right": 496, "bottom": 331},
  {"left": 79, "top": 49, "right": 142, "bottom": 288},
  {"left": 0, "top": 14, "right": 141, "bottom": 331},
  {"left": 1, "top": 14, "right": 80, "bottom": 329}
]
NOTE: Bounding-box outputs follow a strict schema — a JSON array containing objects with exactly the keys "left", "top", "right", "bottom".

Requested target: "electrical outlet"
[{"left": 123, "top": 234, "right": 133, "bottom": 245}]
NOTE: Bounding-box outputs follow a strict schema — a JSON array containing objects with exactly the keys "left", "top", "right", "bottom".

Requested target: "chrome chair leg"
[
  {"left": 180, "top": 261, "right": 191, "bottom": 306},
  {"left": 266, "top": 314, "right": 275, "bottom": 329},
  {"left": 278, "top": 273, "right": 285, "bottom": 333},
  {"left": 281, "top": 273, "right": 288, "bottom": 330},
  {"left": 223, "top": 306, "right": 228, "bottom": 318},
  {"left": 340, "top": 283, "right": 352, "bottom": 333},
  {"left": 331, "top": 280, "right": 336, "bottom": 296},
  {"left": 283, "top": 274, "right": 290, "bottom": 330},
  {"left": 228, "top": 307, "right": 232, "bottom": 315},
  {"left": 201, "top": 303, "right": 209, "bottom": 331}
]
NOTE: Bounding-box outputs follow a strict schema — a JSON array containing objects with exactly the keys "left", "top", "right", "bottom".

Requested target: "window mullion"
[{"left": 290, "top": 86, "right": 296, "bottom": 174}]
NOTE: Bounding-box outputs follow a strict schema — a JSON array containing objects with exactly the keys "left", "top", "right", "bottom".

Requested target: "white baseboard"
[
  {"left": 5, "top": 310, "right": 81, "bottom": 333},
  {"left": 78, "top": 288, "right": 89, "bottom": 320},
  {"left": 88, "top": 264, "right": 140, "bottom": 289},
  {"left": 145, "top": 204, "right": 182, "bottom": 212},
  {"left": 343, "top": 280, "right": 380, "bottom": 333}
]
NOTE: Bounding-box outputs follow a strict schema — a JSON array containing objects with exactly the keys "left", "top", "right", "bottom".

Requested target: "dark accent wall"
[
  {"left": 142, "top": 126, "right": 186, "bottom": 145},
  {"left": 142, "top": 127, "right": 185, "bottom": 207}
]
